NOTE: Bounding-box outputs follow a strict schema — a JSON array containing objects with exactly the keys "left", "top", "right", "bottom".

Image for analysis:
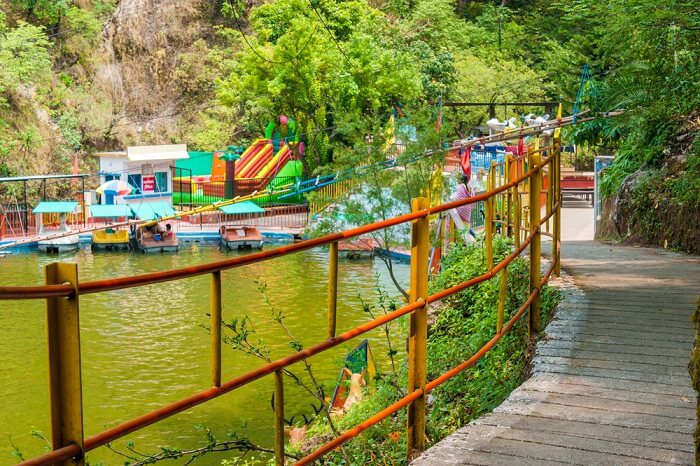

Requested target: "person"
[
  {"left": 450, "top": 175, "right": 476, "bottom": 244},
  {"left": 154, "top": 222, "right": 166, "bottom": 241}
]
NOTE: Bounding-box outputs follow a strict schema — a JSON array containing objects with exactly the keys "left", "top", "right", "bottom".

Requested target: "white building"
[{"left": 95, "top": 144, "right": 189, "bottom": 205}]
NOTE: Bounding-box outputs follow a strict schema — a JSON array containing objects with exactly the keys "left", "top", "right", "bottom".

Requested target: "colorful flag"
[
  {"left": 553, "top": 103, "right": 563, "bottom": 139},
  {"left": 460, "top": 146, "right": 472, "bottom": 179}
]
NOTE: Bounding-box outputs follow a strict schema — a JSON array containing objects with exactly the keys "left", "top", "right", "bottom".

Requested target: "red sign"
[{"left": 142, "top": 175, "right": 155, "bottom": 193}]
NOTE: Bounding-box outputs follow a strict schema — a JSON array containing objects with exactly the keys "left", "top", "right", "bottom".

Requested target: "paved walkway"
[{"left": 412, "top": 212, "right": 700, "bottom": 465}]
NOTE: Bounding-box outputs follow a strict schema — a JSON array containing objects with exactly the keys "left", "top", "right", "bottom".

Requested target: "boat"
[
  {"left": 337, "top": 238, "right": 374, "bottom": 260},
  {"left": 329, "top": 339, "right": 376, "bottom": 415},
  {"left": 90, "top": 204, "right": 132, "bottom": 251},
  {"left": 33, "top": 201, "right": 80, "bottom": 253},
  {"left": 219, "top": 225, "right": 263, "bottom": 250},
  {"left": 129, "top": 201, "right": 179, "bottom": 253},
  {"left": 218, "top": 201, "right": 265, "bottom": 250},
  {"left": 135, "top": 224, "right": 178, "bottom": 253}
]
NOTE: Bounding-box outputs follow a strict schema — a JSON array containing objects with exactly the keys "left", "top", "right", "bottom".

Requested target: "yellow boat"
[{"left": 90, "top": 205, "right": 132, "bottom": 251}]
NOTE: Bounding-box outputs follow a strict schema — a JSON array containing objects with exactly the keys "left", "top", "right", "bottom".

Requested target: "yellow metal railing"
[{"left": 0, "top": 136, "right": 562, "bottom": 466}]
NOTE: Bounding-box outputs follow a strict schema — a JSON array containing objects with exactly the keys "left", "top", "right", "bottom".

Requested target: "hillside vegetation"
[{"left": 0, "top": 0, "right": 697, "bottom": 248}]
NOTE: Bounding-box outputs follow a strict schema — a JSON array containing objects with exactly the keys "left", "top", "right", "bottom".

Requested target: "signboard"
[
  {"left": 593, "top": 155, "right": 614, "bottom": 234},
  {"left": 142, "top": 164, "right": 155, "bottom": 193},
  {"left": 142, "top": 175, "right": 155, "bottom": 193}
]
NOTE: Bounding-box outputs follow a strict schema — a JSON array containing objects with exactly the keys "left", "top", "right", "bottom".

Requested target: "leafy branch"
[{"left": 105, "top": 426, "right": 299, "bottom": 466}]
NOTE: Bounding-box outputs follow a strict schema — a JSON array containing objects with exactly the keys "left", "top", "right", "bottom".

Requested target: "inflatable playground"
[{"left": 173, "top": 117, "right": 304, "bottom": 206}]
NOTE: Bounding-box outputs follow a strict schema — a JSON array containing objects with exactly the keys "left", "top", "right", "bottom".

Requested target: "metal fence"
[{"left": 173, "top": 176, "right": 301, "bottom": 208}]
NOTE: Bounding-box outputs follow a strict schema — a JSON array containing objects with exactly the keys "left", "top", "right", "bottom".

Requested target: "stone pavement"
[{"left": 411, "top": 209, "right": 700, "bottom": 465}]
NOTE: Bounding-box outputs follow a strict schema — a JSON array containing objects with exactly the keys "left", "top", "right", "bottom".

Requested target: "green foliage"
[
  {"left": 217, "top": 0, "right": 424, "bottom": 172},
  {"left": 303, "top": 237, "right": 560, "bottom": 463},
  {"left": 613, "top": 135, "right": 700, "bottom": 253},
  {"left": 426, "top": 237, "right": 559, "bottom": 433},
  {"left": 11, "top": 0, "right": 70, "bottom": 25},
  {"left": 0, "top": 19, "right": 51, "bottom": 104},
  {"left": 567, "top": 0, "right": 700, "bottom": 203}
]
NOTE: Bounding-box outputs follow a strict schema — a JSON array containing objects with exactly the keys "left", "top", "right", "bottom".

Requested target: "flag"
[{"left": 460, "top": 146, "right": 472, "bottom": 179}]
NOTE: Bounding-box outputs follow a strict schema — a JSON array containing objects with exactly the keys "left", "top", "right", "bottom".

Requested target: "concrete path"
[{"left": 412, "top": 212, "right": 700, "bottom": 465}]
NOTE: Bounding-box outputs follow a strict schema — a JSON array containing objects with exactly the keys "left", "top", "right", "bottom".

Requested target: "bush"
[{"left": 299, "top": 236, "right": 560, "bottom": 463}]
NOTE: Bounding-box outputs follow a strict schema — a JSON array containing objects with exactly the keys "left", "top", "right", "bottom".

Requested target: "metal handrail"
[{"left": 0, "top": 161, "right": 541, "bottom": 300}]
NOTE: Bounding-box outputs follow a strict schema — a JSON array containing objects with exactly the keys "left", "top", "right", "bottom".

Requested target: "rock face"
[
  {"left": 612, "top": 169, "right": 644, "bottom": 238},
  {"left": 98, "top": 0, "right": 212, "bottom": 121},
  {"left": 691, "top": 298, "right": 700, "bottom": 463},
  {"left": 596, "top": 166, "right": 700, "bottom": 254}
]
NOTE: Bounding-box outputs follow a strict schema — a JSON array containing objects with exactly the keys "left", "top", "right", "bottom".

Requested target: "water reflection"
[{"left": 0, "top": 244, "right": 409, "bottom": 464}]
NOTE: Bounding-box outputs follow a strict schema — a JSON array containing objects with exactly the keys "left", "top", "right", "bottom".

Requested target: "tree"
[{"left": 217, "top": 0, "right": 421, "bottom": 172}]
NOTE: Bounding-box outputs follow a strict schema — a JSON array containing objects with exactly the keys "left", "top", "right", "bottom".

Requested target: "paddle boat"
[
  {"left": 218, "top": 201, "right": 265, "bottom": 250},
  {"left": 34, "top": 201, "right": 80, "bottom": 253},
  {"left": 130, "top": 201, "right": 179, "bottom": 253},
  {"left": 219, "top": 225, "right": 263, "bottom": 250},
  {"left": 135, "top": 223, "right": 178, "bottom": 253},
  {"left": 90, "top": 204, "right": 131, "bottom": 251}
]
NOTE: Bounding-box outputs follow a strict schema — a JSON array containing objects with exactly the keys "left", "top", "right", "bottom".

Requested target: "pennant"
[
  {"left": 553, "top": 103, "right": 563, "bottom": 140},
  {"left": 459, "top": 146, "right": 472, "bottom": 179}
]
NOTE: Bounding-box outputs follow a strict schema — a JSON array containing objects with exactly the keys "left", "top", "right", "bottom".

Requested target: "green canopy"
[
  {"left": 90, "top": 204, "right": 131, "bottom": 218},
  {"left": 219, "top": 201, "right": 265, "bottom": 215},
  {"left": 129, "top": 201, "right": 176, "bottom": 220},
  {"left": 33, "top": 201, "right": 78, "bottom": 214}
]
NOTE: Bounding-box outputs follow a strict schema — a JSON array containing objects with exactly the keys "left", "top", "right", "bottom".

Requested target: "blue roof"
[
  {"left": 219, "top": 201, "right": 265, "bottom": 215},
  {"left": 129, "top": 201, "right": 176, "bottom": 220},
  {"left": 90, "top": 204, "right": 132, "bottom": 218},
  {"left": 33, "top": 201, "right": 78, "bottom": 214}
]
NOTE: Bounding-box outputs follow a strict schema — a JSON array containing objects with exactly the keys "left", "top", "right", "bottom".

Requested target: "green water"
[{"left": 0, "top": 243, "right": 409, "bottom": 465}]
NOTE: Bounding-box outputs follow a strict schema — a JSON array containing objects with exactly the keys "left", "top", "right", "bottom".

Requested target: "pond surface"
[{"left": 0, "top": 243, "right": 409, "bottom": 465}]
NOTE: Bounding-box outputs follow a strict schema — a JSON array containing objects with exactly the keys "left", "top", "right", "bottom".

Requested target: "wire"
[
  {"left": 225, "top": 0, "right": 284, "bottom": 65},
  {"left": 305, "top": 0, "right": 362, "bottom": 74}
]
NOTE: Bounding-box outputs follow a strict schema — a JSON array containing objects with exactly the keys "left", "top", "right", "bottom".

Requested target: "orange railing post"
[
  {"left": 45, "top": 263, "right": 84, "bottom": 466},
  {"left": 513, "top": 158, "right": 521, "bottom": 249},
  {"left": 553, "top": 137, "right": 561, "bottom": 276},
  {"left": 497, "top": 265, "right": 508, "bottom": 334},
  {"left": 505, "top": 155, "right": 512, "bottom": 238},
  {"left": 528, "top": 149, "right": 542, "bottom": 337},
  {"left": 328, "top": 241, "right": 339, "bottom": 338},
  {"left": 211, "top": 271, "right": 222, "bottom": 387},
  {"left": 485, "top": 161, "right": 496, "bottom": 269},
  {"left": 407, "top": 197, "right": 429, "bottom": 459},
  {"left": 274, "top": 370, "right": 285, "bottom": 466}
]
